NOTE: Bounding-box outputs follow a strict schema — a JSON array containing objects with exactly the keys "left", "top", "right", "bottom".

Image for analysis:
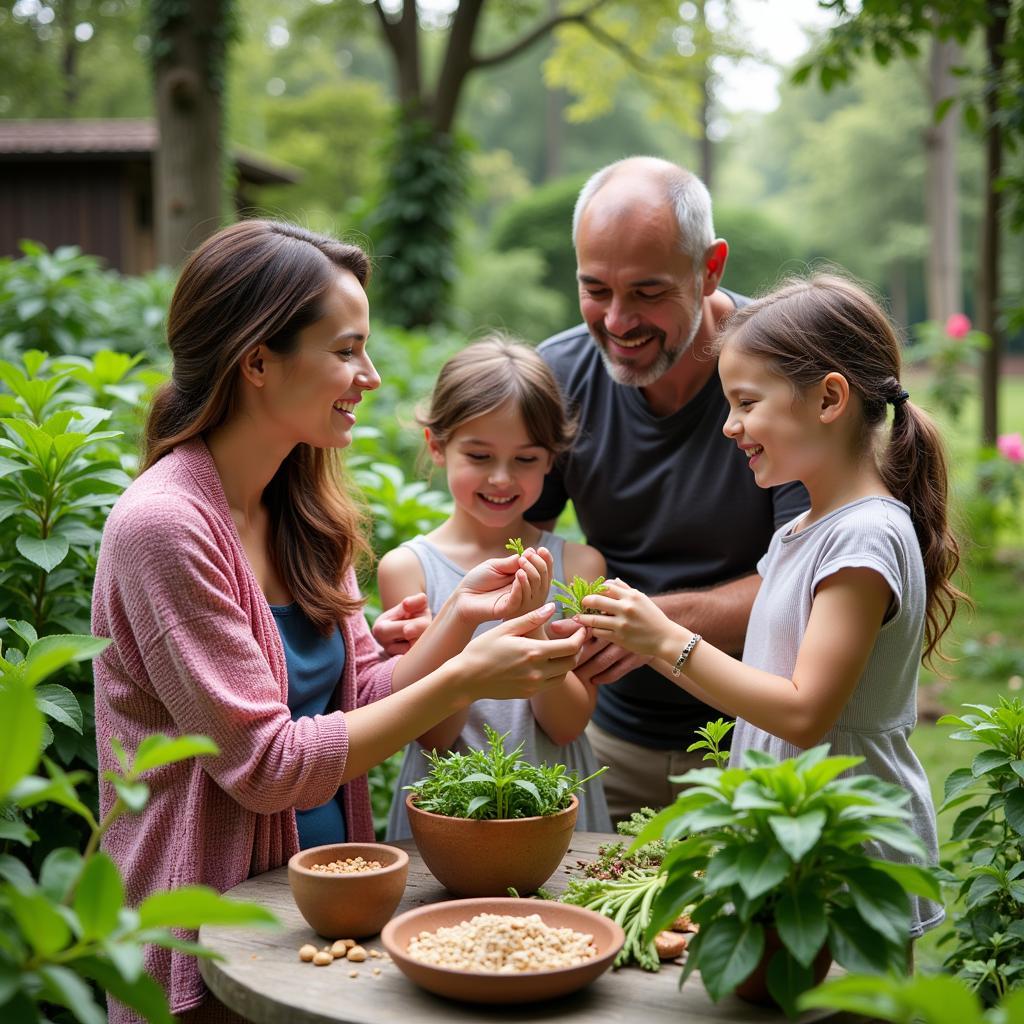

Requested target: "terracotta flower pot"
[
  {"left": 734, "top": 926, "right": 832, "bottom": 1007},
  {"left": 406, "top": 793, "right": 578, "bottom": 897},
  {"left": 287, "top": 842, "right": 409, "bottom": 939}
]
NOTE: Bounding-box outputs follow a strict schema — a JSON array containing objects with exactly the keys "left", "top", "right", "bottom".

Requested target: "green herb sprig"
[
  {"left": 552, "top": 575, "right": 607, "bottom": 617},
  {"left": 505, "top": 536, "right": 525, "bottom": 556},
  {"left": 685, "top": 717, "right": 734, "bottom": 769},
  {"left": 407, "top": 725, "right": 607, "bottom": 820}
]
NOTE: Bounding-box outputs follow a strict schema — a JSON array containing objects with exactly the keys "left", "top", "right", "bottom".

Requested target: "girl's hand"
[
  {"left": 576, "top": 578, "right": 675, "bottom": 659},
  {"left": 454, "top": 547, "right": 554, "bottom": 625},
  {"left": 372, "top": 593, "right": 431, "bottom": 656},
  {"left": 458, "top": 603, "right": 586, "bottom": 700}
]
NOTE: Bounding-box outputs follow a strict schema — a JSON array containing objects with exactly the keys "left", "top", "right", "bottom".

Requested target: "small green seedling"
[
  {"left": 505, "top": 537, "right": 525, "bottom": 556},
  {"left": 552, "top": 575, "right": 606, "bottom": 617},
  {"left": 686, "top": 717, "right": 734, "bottom": 769}
]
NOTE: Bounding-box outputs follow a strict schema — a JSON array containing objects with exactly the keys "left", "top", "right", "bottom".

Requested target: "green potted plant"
[
  {"left": 630, "top": 740, "right": 941, "bottom": 1018},
  {"left": 405, "top": 725, "right": 605, "bottom": 897},
  {"left": 934, "top": 698, "right": 1024, "bottom": 1004}
]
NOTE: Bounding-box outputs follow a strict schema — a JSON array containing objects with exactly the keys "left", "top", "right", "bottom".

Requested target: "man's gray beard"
[{"left": 597, "top": 300, "right": 704, "bottom": 389}]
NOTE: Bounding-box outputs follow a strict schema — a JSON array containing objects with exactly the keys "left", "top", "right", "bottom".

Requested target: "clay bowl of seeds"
[
  {"left": 380, "top": 897, "right": 624, "bottom": 1004},
  {"left": 288, "top": 842, "right": 409, "bottom": 939}
]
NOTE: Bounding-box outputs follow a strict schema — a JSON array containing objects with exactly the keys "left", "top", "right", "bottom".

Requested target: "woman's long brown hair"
[
  {"left": 143, "top": 220, "right": 372, "bottom": 630},
  {"left": 721, "top": 273, "right": 967, "bottom": 667}
]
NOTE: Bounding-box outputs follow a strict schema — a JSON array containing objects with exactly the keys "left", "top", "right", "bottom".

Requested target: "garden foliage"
[
  {"left": 937, "top": 700, "right": 1024, "bottom": 1003},
  {"left": 632, "top": 744, "right": 941, "bottom": 1018},
  {"left": 0, "top": 630, "right": 276, "bottom": 1023}
]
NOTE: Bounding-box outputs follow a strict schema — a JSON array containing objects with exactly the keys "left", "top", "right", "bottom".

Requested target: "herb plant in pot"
[
  {"left": 631, "top": 742, "right": 942, "bottom": 1019},
  {"left": 405, "top": 726, "right": 606, "bottom": 897}
]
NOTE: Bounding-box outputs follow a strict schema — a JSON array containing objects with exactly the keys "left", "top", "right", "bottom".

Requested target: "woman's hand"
[
  {"left": 371, "top": 593, "right": 431, "bottom": 656},
  {"left": 457, "top": 603, "right": 586, "bottom": 700},
  {"left": 454, "top": 547, "right": 554, "bottom": 626},
  {"left": 576, "top": 578, "right": 677, "bottom": 659}
]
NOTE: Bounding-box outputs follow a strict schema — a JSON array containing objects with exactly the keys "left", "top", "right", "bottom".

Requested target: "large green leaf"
[
  {"left": 736, "top": 842, "right": 791, "bottom": 900},
  {"left": 864, "top": 858, "right": 941, "bottom": 901},
  {"left": 0, "top": 681, "right": 43, "bottom": 798},
  {"left": 23, "top": 634, "right": 110, "bottom": 687},
  {"left": 765, "top": 947, "right": 814, "bottom": 1020},
  {"left": 36, "top": 682, "right": 84, "bottom": 733},
  {"left": 131, "top": 733, "right": 220, "bottom": 775},
  {"left": 16, "top": 534, "right": 70, "bottom": 572},
  {"left": 972, "top": 748, "right": 1013, "bottom": 777},
  {"left": 138, "top": 886, "right": 278, "bottom": 930},
  {"left": 39, "top": 847, "right": 84, "bottom": 902},
  {"left": 75, "top": 956, "right": 175, "bottom": 1024},
  {"left": 695, "top": 917, "right": 764, "bottom": 1002},
  {"left": 6, "top": 887, "right": 72, "bottom": 956},
  {"left": 74, "top": 852, "right": 124, "bottom": 941},
  {"left": 826, "top": 906, "right": 892, "bottom": 974},
  {"left": 843, "top": 866, "right": 910, "bottom": 945},
  {"left": 775, "top": 880, "right": 828, "bottom": 968},
  {"left": 768, "top": 809, "right": 826, "bottom": 863},
  {"left": 37, "top": 964, "right": 106, "bottom": 1024},
  {"left": 1005, "top": 788, "right": 1024, "bottom": 837}
]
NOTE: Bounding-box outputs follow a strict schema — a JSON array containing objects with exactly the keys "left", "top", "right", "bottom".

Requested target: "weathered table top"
[{"left": 199, "top": 833, "right": 865, "bottom": 1024}]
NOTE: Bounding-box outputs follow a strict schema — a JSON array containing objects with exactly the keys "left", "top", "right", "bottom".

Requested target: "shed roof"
[{"left": 0, "top": 118, "right": 301, "bottom": 185}]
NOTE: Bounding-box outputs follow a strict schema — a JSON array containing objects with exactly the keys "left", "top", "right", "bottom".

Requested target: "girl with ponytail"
[{"left": 576, "top": 272, "right": 966, "bottom": 943}]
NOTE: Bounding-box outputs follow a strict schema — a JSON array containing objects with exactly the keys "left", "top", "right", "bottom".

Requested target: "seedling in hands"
[
  {"left": 505, "top": 537, "right": 525, "bottom": 556},
  {"left": 553, "top": 575, "right": 607, "bottom": 617}
]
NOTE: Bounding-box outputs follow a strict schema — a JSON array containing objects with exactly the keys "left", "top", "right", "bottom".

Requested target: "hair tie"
[{"left": 889, "top": 388, "right": 909, "bottom": 407}]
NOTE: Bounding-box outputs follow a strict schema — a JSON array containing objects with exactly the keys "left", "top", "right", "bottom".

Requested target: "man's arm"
[{"left": 570, "top": 573, "right": 761, "bottom": 687}]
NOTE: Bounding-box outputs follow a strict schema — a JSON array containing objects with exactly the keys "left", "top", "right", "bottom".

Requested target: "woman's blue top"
[{"left": 270, "top": 601, "right": 347, "bottom": 850}]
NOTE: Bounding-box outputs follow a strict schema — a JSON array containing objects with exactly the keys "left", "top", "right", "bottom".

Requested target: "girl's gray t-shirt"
[
  {"left": 385, "top": 531, "right": 612, "bottom": 840},
  {"left": 729, "top": 496, "right": 943, "bottom": 938}
]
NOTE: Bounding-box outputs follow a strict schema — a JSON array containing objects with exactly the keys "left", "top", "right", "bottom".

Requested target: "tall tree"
[
  {"left": 796, "top": 0, "right": 1023, "bottom": 447},
  {"left": 149, "top": 0, "right": 235, "bottom": 267}
]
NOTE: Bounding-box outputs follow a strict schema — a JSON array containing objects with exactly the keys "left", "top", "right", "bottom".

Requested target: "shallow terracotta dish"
[
  {"left": 380, "top": 896, "right": 624, "bottom": 1004},
  {"left": 287, "top": 842, "right": 408, "bottom": 939},
  {"left": 406, "top": 793, "right": 577, "bottom": 896}
]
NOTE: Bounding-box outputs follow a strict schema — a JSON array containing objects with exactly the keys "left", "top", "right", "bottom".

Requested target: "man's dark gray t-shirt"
[{"left": 528, "top": 304, "right": 809, "bottom": 749}]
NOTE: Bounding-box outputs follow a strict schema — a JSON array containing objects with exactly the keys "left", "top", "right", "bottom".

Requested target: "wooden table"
[{"left": 199, "top": 833, "right": 866, "bottom": 1024}]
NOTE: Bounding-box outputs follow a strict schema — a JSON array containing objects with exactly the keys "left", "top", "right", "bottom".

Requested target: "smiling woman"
[{"left": 90, "top": 221, "right": 588, "bottom": 1023}]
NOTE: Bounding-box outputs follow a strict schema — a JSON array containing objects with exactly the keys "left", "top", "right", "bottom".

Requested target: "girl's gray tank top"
[{"left": 385, "top": 531, "right": 612, "bottom": 839}]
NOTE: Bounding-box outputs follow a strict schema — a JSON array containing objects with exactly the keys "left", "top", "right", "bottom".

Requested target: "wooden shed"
[{"left": 0, "top": 119, "right": 300, "bottom": 275}]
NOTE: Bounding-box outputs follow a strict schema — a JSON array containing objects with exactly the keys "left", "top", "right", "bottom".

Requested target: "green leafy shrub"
[
  {"left": 0, "top": 242, "right": 173, "bottom": 359},
  {"left": 406, "top": 725, "right": 605, "bottom": 820},
  {"left": 798, "top": 971, "right": 1024, "bottom": 1024},
  {"left": 490, "top": 174, "right": 585, "bottom": 319},
  {"left": 936, "top": 699, "right": 1024, "bottom": 1003},
  {"left": 632, "top": 744, "right": 941, "bottom": 1018},
  {"left": 0, "top": 629, "right": 277, "bottom": 1023}
]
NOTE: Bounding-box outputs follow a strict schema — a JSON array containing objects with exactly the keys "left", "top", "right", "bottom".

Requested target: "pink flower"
[
  {"left": 997, "top": 433, "right": 1024, "bottom": 464},
  {"left": 946, "top": 313, "right": 971, "bottom": 339}
]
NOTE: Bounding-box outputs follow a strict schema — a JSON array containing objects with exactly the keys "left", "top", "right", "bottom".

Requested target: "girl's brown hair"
[
  {"left": 419, "top": 335, "right": 576, "bottom": 454},
  {"left": 143, "top": 219, "right": 372, "bottom": 631},
  {"left": 721, "top": 273, "right": 966, "bottom": 666}
]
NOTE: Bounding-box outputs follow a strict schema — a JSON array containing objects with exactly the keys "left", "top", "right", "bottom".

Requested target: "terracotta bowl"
[
  {"left": 287, "top": 842, "right": 409, "bottom": 939},
  {"left": 380, "top": 897, "right": 624, "bottom": 1004},
  {"left": 734, "top": 927, "right": 832, "bottom": 1006},
  {"left": 406, "top": 793, "right": 578, "bottom": 897}
]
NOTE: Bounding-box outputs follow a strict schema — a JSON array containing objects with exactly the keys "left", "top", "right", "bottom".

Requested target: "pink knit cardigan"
[{"left": 91, "top": 438, "right": 396, "bottom": 1020}]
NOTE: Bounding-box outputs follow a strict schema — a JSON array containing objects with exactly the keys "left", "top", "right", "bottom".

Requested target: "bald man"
[{"left": 526, "top": 157, "right": 808, "bottom": 823}]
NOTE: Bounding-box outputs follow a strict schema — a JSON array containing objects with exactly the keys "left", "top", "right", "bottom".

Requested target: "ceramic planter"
[{"left": 406, "top": 792, "right": 578, "bottom": 897}]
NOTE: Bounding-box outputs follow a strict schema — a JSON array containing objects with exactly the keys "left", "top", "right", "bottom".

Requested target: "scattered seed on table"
[
  {"left": 312, "top": 951, "right": 333, "bottom": 966},
  {"left": 372, "top": 967, "right": 382, "bottom": 976},
  {"left": 330, "top": 940, "right": 349, "bottom": 958},
  {"left": 346, "top": 945, "right": 367, "bottom": 962},
  {"left": 348, "top": 970, "right": 359, "bottom": 978},
  {"left": 298, "top": 944, "right": 318, "bottom": 962},
  {"left": 369, "top": 949, "right": 381, "bottom": 959}
]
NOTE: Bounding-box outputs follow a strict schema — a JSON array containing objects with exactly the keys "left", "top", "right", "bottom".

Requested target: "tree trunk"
[
  {"left": 924, "top": 37, "right": 961, "bottom": 323},
  {"left": 60, "top": 1, "right": 78, "bottom": 113},
  {"left": 978, "top": 0, "right": 1007, "bottom": 447},
  {"left": 152, "top": 0, "right": 231, "bottom": 267},
  {"left": 889, "top": 261, "right": 908, "bottom": 335}
]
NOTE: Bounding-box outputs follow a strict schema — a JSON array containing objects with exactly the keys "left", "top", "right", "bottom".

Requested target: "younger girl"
[
  {"left": 380, "top": 337, "right": 612, "bottom": 837},
  {"left": 577, "top": 274, "right": 964, "bottom": 940}
]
